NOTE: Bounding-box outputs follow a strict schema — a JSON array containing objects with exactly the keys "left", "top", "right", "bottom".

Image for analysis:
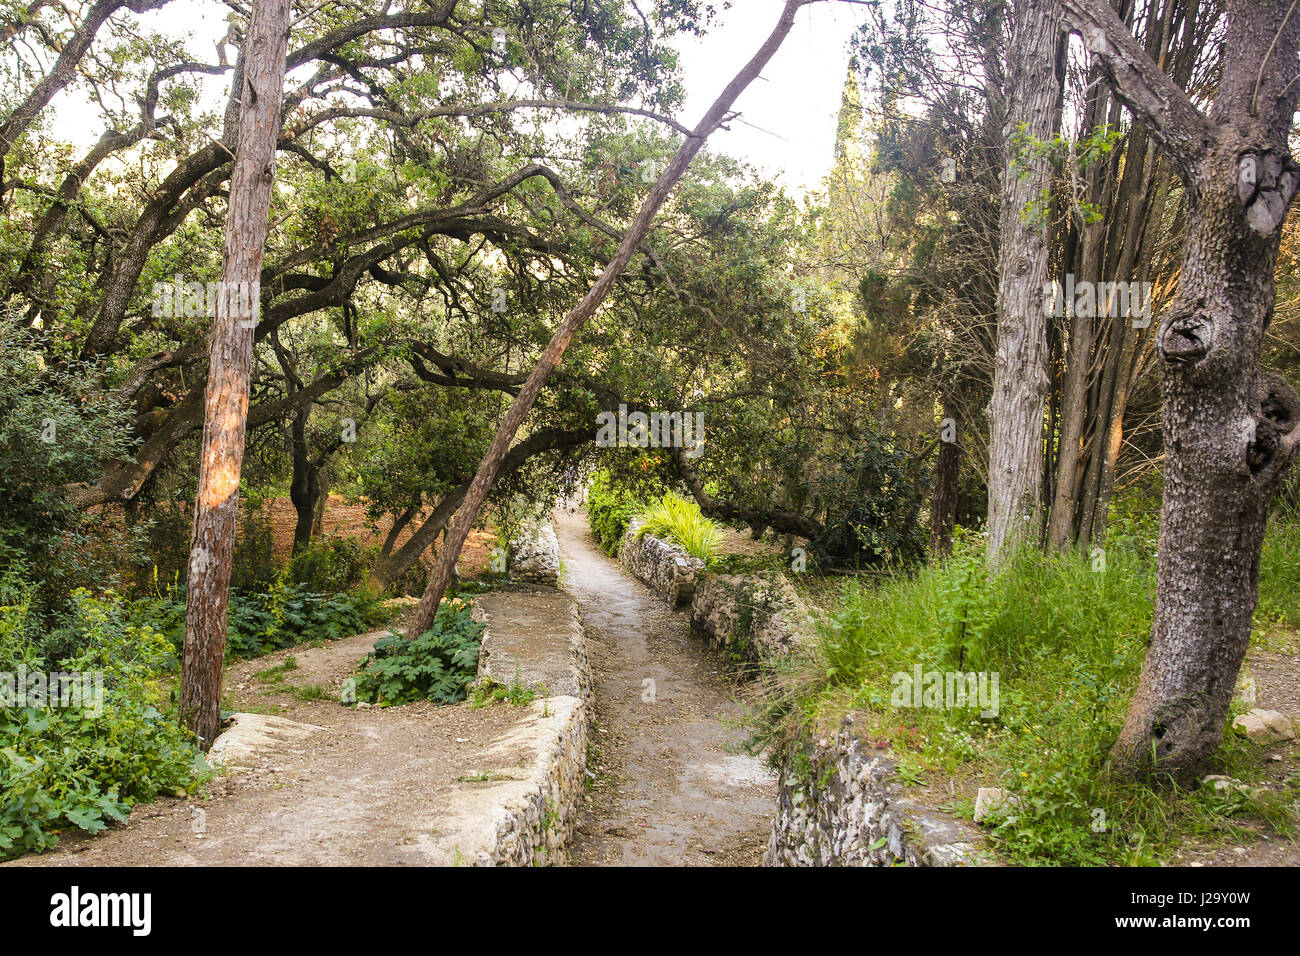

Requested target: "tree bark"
[
  {"left": 988, "top": 0, "right": 1064, "bottom": 564},
  {"left": 403, "top": 0, "right": 818, "bottom": 639},
  {"left": 930, "top": 401, "right": 961, "bottom": 559},
  {"left": 288, "top": 404, "right": 321, "bottom": 554},
  {"left": 179, "top": 0, "right": 291, "bottom": 749},
  {"left": 1063, "top": 0, "right": 1300, "bottom": 785}
]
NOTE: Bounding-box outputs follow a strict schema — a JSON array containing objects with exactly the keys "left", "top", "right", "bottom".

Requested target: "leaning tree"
[{"left": 1061, "top": 0, "right": 1300, "bottom": 784}]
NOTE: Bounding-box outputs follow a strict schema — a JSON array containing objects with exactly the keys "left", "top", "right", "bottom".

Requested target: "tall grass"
[
  {"left": 750, "top": 527, "right": 1298, "bottom": 865},
  {"left": 636, "top": 493, "right": 725, "bottom": 566},
  {"left": 1258, "top": 518, "right": 1300, "bottom": 640}
]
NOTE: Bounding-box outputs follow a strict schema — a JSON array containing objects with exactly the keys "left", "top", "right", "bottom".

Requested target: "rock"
[
  {"left": 207, "top": 713, "right": 325, "bottom": 769},
  {"left": 973, "top": 787, "right": 1018, "bottom": 824},
  {"left": 1231, "top": 708, "right": 1296, "bottom": 743},
  {"left": 1200, "top": 774, "right": 1261, "bottom": 798},
  {"left": 508, "top": 521, "right": 560, "bottom": 585}
]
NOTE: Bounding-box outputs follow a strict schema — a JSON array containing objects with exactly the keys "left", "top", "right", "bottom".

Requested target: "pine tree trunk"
[{"left": 179, "top": 0, "right": 291, "bottom": 748}]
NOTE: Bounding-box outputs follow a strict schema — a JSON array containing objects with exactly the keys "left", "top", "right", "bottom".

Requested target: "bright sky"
[
  {"left": 672, "top": 0, "right": 862, "bottom": 193},
  {"left": 43, "top": 0, "right": 862, "bottom": 194}
]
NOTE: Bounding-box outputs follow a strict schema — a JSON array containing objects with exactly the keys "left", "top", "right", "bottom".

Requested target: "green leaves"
[
  {"left": 635, "top": 492, "right": 725, "bottom": 566},
  {"left": 353, "top": 600, "right": 485, "bottom": 706},
  {"left": 129, "top": 578, "right": 385, "bottom": 662},
  {"left": 0, "top": 582, "right": 201, "bottom": 861}
]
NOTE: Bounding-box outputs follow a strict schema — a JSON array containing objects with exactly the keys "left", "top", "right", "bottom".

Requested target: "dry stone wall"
[
  {"left": 618, "top": 522, "right": 987, "bottom": 867},
  {"left": 689, "top": 571, "right": 817, "bottom": 662},
  {"left": 766, "top": 714, "right": 990, "bottom": 867},
  {"left": 454, "top": 588, "right": 590, "bottom": 866},
  {"left": 618, "top": 518, "right": 704, "bottom": 605}
]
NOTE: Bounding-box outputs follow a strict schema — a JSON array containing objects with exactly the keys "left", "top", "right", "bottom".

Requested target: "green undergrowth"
[
  {"left": 470, "top": 671, "right": 541, "bottom": 708},
  {"left": 747, "top": 525, "right": 1300, "bottom": 865},
  {"left": 585, "top": 469, "right": 646, "bottom": 555},
  {"left": 352, "top": 597, "right": 484, "bottom": 706},
  {"left": 0, "top": 579, "right": 204, "bottom": 861},
  {"left": 128, "top": 572, "right": 386, "bottom": 661},
  {"left": 635, "top": 492, "right": 725, "bottom": 566}
]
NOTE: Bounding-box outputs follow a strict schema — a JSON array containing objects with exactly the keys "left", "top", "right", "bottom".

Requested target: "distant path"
[{"left": 554, "top": 509, "right": 775, "bottom": 866}]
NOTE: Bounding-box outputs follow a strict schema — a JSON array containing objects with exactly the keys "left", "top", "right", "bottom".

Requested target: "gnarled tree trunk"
[{"left": 1064, "top": 0, "right": 1300, "bottom": 784}]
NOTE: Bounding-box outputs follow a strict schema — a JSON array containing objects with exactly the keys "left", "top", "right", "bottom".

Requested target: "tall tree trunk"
[
  {"left": 1047, "top": 79, "right": 1110, "bottom": 549},
  {"left": 988, "top": 0, "right": 1064, "bottom": 564},
  {"left": 288, "top": 404, "right": 320, "bottom": 554},
  {"left": 931, "top": 402, "right": 961, "bottom": 558},
  {"left": 403, "top": 0, "right": 816, "bottom": 639},
  {"left": 179, "top": 0, "right": 291, "bottom": 749},
  {"left": 1063, "top": 0, "right": 1300, "bottom": 785}
]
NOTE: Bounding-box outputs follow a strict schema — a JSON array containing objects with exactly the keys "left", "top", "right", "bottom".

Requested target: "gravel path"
[{"left": 555, "top": 509, "right": 776, "bottom": 866}]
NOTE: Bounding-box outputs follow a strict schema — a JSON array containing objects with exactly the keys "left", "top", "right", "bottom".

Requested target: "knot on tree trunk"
[
  {"left": 1249, "top": 372, "right": 1300, "bottom": 480},
  {"left": 1237, "top": 150, "right": 1300, "bottom": 237},
  {"left": 1159, "top": 310, "right": 1211, "bottom": 367}
]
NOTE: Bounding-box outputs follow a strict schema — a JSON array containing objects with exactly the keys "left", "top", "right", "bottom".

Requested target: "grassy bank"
[{"left": 750, "top": 522, "right": 1300, "bottom": 865}]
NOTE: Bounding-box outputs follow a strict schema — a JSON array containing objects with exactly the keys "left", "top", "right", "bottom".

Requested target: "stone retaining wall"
[
  {"left": 619, "top": 518, "right": 704, "bottom": 605},
  {"left": 448, "top": 589, "right": 591, "bottom": 866},
  {"left": 690, "top": 571, "right": 817, "bottom": 663},
  {"left": 765, "top": 714, "right": 990, "bottom": 867},
  {"left": 508, "top": 520, "right": 560, "bottom": 585}
]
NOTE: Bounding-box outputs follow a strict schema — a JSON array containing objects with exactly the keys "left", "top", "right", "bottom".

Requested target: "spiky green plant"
[{"left": 636, "top": 493, "right": 725, "bottom": 566}]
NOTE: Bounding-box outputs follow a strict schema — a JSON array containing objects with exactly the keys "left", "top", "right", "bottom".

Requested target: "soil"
[
  {"left": 554, "top": 508, "right": 777, "bottom": 866},
  {"left": 264, "top": 494, "right": 497, "bottom": 578}
]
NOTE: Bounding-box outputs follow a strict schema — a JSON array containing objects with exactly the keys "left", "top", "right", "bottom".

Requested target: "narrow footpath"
[{"left": 554, "top": 509, "right": 776, "bottom": 866}]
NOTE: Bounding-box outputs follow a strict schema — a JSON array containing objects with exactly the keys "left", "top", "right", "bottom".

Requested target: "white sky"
[
  {"left": 42, "top": 0, "right": 861, "bottom": 194},
  {"left": 671, "top": 0, "right": 861, "bottom": 193}
]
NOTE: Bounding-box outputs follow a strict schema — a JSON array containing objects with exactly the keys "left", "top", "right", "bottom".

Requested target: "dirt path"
[
  {"left": 5, "top": 628, "right": 537, "bottom": 867},
  {"left": 554, "top": 509, "right": 776, "bottom": 866}
]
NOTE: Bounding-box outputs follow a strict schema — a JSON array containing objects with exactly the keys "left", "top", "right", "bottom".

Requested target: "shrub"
[
  {"left": 353, "top": 598, "right": 483, "bottom": 706},
  {"left": 636, "top": 492, "right": 725, "bottom": 566},
  {"left": 0, "top": 318, "right": 134, "bottom": 612},
  {"left": 586, "top": 469, "right": 644, "bottom": 554},
  {"left": 807, "top": 437, "right": 928, "bottom": 569},
  {"left": 289, "top": 536, "right": 366, "bottom": 593},
  {"left": 0, "top": 579, "right": 201, "bottom": 860},
  {"left": 129, "top": 575, "right": 385, "bottom": 661}
]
